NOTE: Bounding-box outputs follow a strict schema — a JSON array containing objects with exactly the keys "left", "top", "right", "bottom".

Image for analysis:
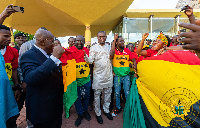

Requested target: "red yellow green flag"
[
  {"left": 60, "top": 46, "right": 90, "bottom": 118},
  {"left": 124, "top": 50, "right": 200, "bottom": 127},
  {"left": 62, "top": 59, "right": 77, "bottom": 118},
  {"left": 113, "top": 48, "right": 134, "bottom": 77}
]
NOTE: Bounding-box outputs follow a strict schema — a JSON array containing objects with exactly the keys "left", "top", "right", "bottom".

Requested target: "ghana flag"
[
  {"left": 113, "top": 48, "right": 134, "bottom": 77},
  {"left": 62, "top": 59, "right": 77, "bottom": 118},
  {"left": 123, "top": 50, "right": 200, "bottom": 127},
  {"left": 60, "top": 46, "right": 90, "bottom": 118}
]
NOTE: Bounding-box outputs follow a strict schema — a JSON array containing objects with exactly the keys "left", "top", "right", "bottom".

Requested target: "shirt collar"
[
  {"left": 0, "top": 46, "right": 7, "bottom": 55},
  {"left": 34, "top": 44, "right": 49, "bottom": 58}
]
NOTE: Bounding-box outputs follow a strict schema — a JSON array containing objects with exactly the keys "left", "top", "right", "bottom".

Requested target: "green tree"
[{"left": 13, "top": 30, "right": 34, "bottom": 41}]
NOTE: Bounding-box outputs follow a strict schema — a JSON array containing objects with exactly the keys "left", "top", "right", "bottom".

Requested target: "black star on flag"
[
  {"left": 119, "top": 61, "right": 125, "bottom": 66},
  {"left": 79, "top": 68, "right": 86, "bottom": 74},
  {"left": 6, "top": 65, "right": 12, "bottom": 71},
  {"left": 84, "top": 64, "right": 88, "bottom": 68}
]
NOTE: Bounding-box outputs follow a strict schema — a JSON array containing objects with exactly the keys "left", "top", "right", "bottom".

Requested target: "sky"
[
  {"left": 58, "top": 0, "right": 180, "bottom": 48},
  {"left": 129, "top": 0, "right": 179, "bottom": 9}
]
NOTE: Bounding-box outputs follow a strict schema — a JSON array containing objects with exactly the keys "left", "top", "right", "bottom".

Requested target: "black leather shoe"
[
  {"left": 75, "top": 115, "right": 84, "bottom": 127},
  {"left": 84, "top": 111, "right": 91, "bottom": 121},
  {"left": 96, "top": 115, "right": 103, "bottom": 124},
  {"left": 104, "top": 112, "right": 113, "bottom": 120}
]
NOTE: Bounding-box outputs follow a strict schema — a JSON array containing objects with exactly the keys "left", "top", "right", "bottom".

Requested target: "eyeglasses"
[{"left": 45, "top": 38, "right": 54, "bottom": 42}]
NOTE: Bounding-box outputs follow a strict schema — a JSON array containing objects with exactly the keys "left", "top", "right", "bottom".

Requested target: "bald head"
[
  {"left": 35, "top": 28, "right": 53, "bottom": 41},
  {"left": 34, "top": 28, "right": 54, "bottom": 54},
  {"left": 76, "top": 35, "right": 85, "bottom": 41}
]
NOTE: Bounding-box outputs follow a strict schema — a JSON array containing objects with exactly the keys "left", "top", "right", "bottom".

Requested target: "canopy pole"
[
  {"left": 124, "top": 22, "right": 127, "bottom": 44},
  {"left": 177, "top": 15, "right": 180, "bottom": 34},
  {"left": 9, "top": 27, "right": 15, "bottom": 47},
  {"left": 175, "top": 15, "right": 181, "bottom": 35},
  {"left": 149, "top": 15, "right": 154, "bottom": 41},
  {"left": 85, "top": 25, "right": 91, "bottom": 46}
]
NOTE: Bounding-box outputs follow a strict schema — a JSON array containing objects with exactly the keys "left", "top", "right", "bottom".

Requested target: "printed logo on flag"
[
  {"left": 76, "top": 62, "right": 90, "bottom": 78},
  {"left": 159, "top": 87, "right": 199, "bottom": 127},
  {"left": 113, "top": 55, "right": 129, "bottom": 67},
  {"left": 5, "top": 63, "right": 12, "bottom": 80}
]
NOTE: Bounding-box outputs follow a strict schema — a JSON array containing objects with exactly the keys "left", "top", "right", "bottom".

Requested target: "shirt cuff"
[{"left": 50, "top": 55, "right": 61, "bottom": 66}]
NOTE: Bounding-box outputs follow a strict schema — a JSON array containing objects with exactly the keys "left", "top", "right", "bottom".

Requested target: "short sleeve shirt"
[
  {"left": 113, "top": 48, "right": 135, "bottom": 77},
  {"left": 146, "top": 49, "right": 158, "bottom": 58},
  {"left": 3, "top": 46, "right": 19, "bottom": 80}
]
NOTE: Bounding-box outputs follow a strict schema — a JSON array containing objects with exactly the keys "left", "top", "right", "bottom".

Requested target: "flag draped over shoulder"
[
  {"left": 60, "top": 46, "right": 90, "bottom": 118},
  {"left": 0, "top": 53, "right": 19, "bottom": 128},
  {"left": 123, "top": 51, "right": 200, "bottom": 127},
  {"left": 62, "top": 59, "right": 77, "bottom": 118},
  {"left": 60, "top": 48, "right": 78, "bottom": 118}
]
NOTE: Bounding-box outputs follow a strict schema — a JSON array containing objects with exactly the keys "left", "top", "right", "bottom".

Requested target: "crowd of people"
[{"left": 0, "top": 4, "right": 200, "bottom": 128}]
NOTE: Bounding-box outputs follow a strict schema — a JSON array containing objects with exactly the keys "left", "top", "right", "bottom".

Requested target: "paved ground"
[{"left": 16, "top": 100, "right": 125, "bottom": 128}]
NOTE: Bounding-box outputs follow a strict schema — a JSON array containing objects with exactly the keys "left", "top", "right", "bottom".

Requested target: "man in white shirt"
[{"left": 84, "top": 31, "right": 113, "bottom": 124}]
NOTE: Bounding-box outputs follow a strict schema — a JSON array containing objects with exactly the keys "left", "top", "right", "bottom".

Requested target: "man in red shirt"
[
  {"left": 111, "top": 35, "right": 137, "bottom": 116},
  {"left": 60, "top": 35, "right": 91, "bottom": 127}
]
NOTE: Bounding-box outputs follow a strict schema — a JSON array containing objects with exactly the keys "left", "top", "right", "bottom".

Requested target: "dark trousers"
[
  {"left": 32, "top": 113, "right": 62, "bottom": 128},
  {"left": 6, "top": 91, "right": 26, "bottom": 128},
  {"left": 89, "top": 83, "right": 94, "bottom": 106},
  {"left": 74, "top": 81, "right": 91, "bottom": 116},
  {"left": 17, "top": 91, "right": 26, "bottom": 111},
  {"left": 6, "top": 114, "right": 19, "bottom": 128}
]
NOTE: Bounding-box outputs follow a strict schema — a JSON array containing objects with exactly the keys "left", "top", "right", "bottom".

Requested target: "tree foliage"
[{"left": 13, "top": 30, "right": 34, "bottom": 41}]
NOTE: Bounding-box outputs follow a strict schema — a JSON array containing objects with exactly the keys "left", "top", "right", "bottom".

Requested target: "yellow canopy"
[{"left": 1, "top": 0, "right": 133, "bottom": 37}]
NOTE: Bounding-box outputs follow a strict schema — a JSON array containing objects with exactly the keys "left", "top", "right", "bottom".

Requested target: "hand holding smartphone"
[{"left": 11, "top": 6, "right": 24, "bottom": 13}]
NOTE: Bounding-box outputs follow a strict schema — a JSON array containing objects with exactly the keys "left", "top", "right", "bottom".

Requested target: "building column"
[
  {"left": 149, "top": 15, "right": 154, "bottom": 40},
  {"left": 9, "top": 27, "right": 15, "bottom": 47},
  {"left": 85, "top": 25, "right": 91, "bottom": 46},
  {"left": 124, "top": 21, "right": 127, "bottom": 44},
  {"left": 175, "top": 15, "right": 181, "bottom": 34}
]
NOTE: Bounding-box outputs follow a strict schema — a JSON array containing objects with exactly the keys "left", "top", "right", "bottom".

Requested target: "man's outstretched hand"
[
  {"left": 1, "top": 4, "right": 16, "bottom": 18},
  {"left": 179, "top": 23, "right": 200, "bottom": 59},
  {"left": 179, "top": 23, "right": 200, "bottom": 51}
]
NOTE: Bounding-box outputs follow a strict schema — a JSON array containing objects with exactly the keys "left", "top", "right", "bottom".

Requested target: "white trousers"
[{"left": 94, "top": 87, "right": 112, "bottom": 116}]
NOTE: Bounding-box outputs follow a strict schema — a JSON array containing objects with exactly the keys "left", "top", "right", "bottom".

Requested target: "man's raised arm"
[{"left": 0, "top": 4, "right": 15, "bottom": 24}]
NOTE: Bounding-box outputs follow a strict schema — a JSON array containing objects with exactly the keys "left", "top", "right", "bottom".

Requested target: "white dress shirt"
[{"left": 34, "top": 45, "right": 61, "bottom": 66}]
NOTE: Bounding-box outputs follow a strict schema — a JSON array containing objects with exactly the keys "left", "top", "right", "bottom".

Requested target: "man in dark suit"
[{"left": 20, "top": 28, "right": 65, "bottom": 128}]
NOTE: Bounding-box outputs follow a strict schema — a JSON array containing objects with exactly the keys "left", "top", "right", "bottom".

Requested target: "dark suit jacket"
[{"left": 20, "top": 45, "right": 64, "bottom": 125}]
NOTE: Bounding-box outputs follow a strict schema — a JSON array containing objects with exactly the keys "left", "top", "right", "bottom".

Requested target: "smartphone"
[
  {"left": 12, "top": 6, "right": 24, "bottom": 13},
  {"left": 180, "top": 5, "right": 189, "bottom": 12}
]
